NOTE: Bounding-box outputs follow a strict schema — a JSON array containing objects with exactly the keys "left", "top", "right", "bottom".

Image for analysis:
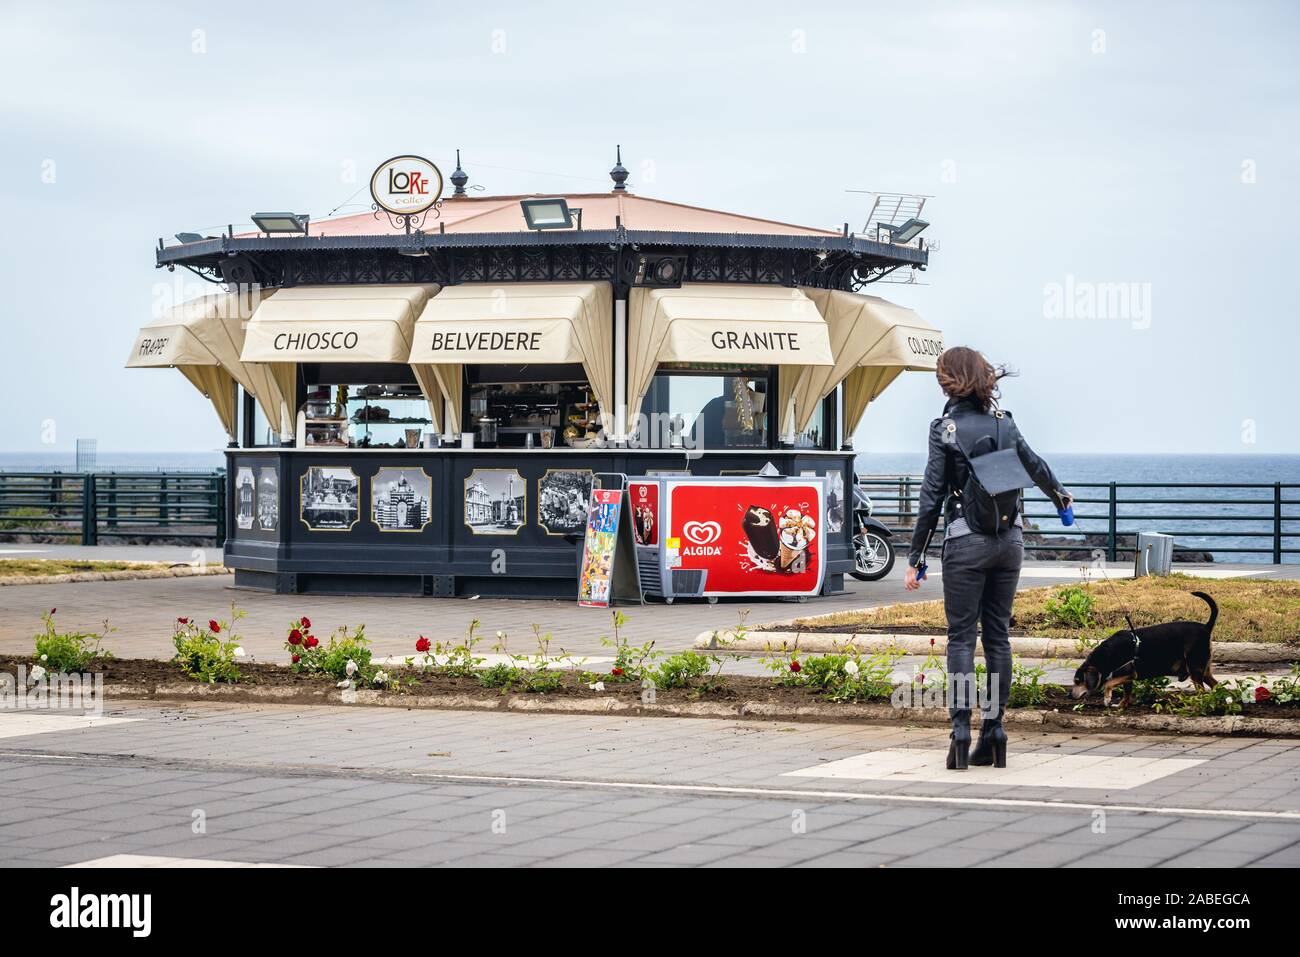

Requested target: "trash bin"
[{"left": 1135, "top": 531, "right": 1174, "bottom": 577}]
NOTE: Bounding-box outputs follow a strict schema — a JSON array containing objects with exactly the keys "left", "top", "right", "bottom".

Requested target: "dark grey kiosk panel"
[{"left": 224, "top": 449, "right": 855, "bottom": 599}]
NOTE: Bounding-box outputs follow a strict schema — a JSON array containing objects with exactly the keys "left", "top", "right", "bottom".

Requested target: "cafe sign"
[{"left": 370, "top": 155, "right": 443, "bottom": 217}]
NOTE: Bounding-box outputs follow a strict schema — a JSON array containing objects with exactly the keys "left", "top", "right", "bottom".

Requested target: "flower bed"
[{"left": 3, "top": 608, "right": 1298, "bottom": 726}]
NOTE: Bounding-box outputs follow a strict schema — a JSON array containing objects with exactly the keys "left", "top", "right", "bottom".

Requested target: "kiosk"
[{"left": 132, "top": 152, "right": 944, "bottom": 598}]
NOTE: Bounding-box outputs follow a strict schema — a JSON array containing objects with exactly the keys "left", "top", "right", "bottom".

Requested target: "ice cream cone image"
[{"left": 777, "top": 508, "right": 816, "bottom": 575}]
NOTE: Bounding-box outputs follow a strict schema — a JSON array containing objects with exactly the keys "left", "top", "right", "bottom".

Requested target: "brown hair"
[{"left": 935, "top": 346, "right": 1013, "bottom": 412}]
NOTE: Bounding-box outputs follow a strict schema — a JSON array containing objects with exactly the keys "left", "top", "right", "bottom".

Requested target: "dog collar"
[{"left": 1103, "top": 632, "right": 1141, "bottom": 683}]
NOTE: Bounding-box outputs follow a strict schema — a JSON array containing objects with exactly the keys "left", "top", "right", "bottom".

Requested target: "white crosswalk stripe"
[{"left": 782, "top": 748, "right": 1204, "bottom": 790}]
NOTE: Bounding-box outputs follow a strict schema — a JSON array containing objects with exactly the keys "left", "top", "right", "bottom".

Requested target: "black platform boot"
[
  {"left": 969, "top": 719, "right": 1007, "bottom": 768},
  {"left": 947, "top": 711, "right": 971, "bottom": 770}
]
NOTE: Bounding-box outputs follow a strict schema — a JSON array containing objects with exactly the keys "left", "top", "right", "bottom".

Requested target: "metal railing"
[
  {"left": 0, "top": 472, "right": 226, "bottom": 546},
  {"left": 860, "top": 476, "right": 1300, "bottom": 563}
]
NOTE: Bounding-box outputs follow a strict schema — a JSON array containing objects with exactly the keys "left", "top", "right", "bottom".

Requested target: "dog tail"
[{"left": 1191, "top": 591, "right": 1218, "bottom": 632}]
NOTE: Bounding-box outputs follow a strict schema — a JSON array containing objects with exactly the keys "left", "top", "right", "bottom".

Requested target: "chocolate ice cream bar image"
[{"left": 742, "top": 505, "right": 780, "bottom": 561}]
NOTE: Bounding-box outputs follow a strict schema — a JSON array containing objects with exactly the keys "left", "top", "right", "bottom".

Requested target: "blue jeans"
[{"left": 941, "top": 529, "right": 1023, "bottom": 721}]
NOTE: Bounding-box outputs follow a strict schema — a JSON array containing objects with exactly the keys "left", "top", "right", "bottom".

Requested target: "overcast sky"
[{"left": 2, "top": 0, "right": 1296, "bottom": 456}]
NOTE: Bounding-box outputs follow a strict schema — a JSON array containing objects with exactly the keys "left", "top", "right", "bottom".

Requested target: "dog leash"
[{"left": 1089, "top": 556, "right": 1144, "bottom": 673}]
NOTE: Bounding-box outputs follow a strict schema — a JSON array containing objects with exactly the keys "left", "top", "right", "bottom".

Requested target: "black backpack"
[{"left": 945, "top": 411, "right": 1032, "bottom": 535}]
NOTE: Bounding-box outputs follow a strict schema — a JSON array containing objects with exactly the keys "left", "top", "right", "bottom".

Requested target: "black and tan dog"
[{"left": 1071, "top": 591, "right": 1218, "bottom": 708}]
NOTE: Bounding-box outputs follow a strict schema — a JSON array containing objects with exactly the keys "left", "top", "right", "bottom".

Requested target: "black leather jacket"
[{"left": 907, "top": 397, "right": 1067, "bottom": 567}]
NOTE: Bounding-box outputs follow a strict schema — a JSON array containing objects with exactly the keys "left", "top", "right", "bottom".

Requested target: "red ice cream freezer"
[{"left": 627, "top": 474, "right": 827, "bottom": 601}]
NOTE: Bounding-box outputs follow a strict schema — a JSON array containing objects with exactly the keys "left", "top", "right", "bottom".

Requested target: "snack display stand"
[{"left": 627, "top": 471, "right": 827, "bottom": 601}]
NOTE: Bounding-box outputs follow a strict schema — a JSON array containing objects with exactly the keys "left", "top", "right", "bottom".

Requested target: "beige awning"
[
  {"left": 408, "top": 282, "right": 613, "bottom": 436},
  {"left": 626, "top": 284, "right": 833, "bottom": 432},
  {"left": 239, "top": 284, "right": 441, "bottom": 433},
  {"left": 126, "top": 287, "right": 282, "bottom": 440},
  {"left": 791, "top": 288, "right": 944, "bottom": 436}
]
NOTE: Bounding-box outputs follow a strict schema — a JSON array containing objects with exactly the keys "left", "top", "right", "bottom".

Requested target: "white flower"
[
  {"left": 29, "top": 665, "right": 46, "bottom": 683},
  {"left": 844, "top": 660, "right": 859, "bottom": 676},
  {"left": 496, "top": 630, "right": 506, "bottom": 640},
  {"left": 233, "top": 646, "right": 246, "bottom": 658},
  {"left": 336, "top": 679, "right": 353, "bottom": 689},
  {"left": 39, "top": 654, "right": 48, "bottom": 662},
  {"left": 588, "top": 681, "right": 606, "bottom": 692},
  {"left": 345, "top": 659, "right": 358, "bottom": 676},
  {"left": 373, "top": 670, "right": 389, "bottom": 685}
]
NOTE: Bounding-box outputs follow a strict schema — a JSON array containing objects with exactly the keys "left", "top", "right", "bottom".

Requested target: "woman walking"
[{"left": 905, "top": 347, "right": 1070, "bottom": 770}]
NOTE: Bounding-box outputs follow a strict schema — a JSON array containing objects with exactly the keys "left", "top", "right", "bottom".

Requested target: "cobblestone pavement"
[
  {"left": 0, "top": 702, "right": 1297, "bottom": 868},
  {"left": 2, "top": 558, "right": 1288, "bottom": 662}
]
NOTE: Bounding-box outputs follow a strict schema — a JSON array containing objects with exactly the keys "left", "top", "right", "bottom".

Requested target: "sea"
[
  {"left": 855, "top": 452, "right": 1300, "bottom": 564},
  {"left": 2, "top": 451, "right": 1297, "bottom": 562}
]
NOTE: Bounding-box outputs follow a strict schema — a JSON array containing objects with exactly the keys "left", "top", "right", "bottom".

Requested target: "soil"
[{"left": 2, "top": 654, "right": 1294, "bottom": 719}]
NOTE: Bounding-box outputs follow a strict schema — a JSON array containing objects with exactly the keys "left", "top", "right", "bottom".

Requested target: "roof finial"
[
  {"left": 450, "top": 149, "right": 468, "bottom": 197},
  {"left": 610, "top": 144, "right": 629, "bottom": 192}
]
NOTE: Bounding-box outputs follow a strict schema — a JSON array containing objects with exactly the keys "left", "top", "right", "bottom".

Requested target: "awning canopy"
[
  {"left": 125, "top": 288, "right": 281, "bottom": 440},
  {"left": 408, "top": 282, "right": 613, "bottom": 436},
  {"left": 239, "top": 284, "right": 440, "bottom": 433},
  {"left": 627, "top": 284, "right": 833, "bottom": 432},
  {"left": 789, "top": 288, "right": 943, "bottom": 437}
]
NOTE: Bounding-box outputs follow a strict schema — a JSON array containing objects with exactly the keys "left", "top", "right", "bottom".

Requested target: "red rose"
[
  {"left": 291, "top": 654, "right": 301, "bottom": 664},
  {"left": 50, "top": 608, "right": 57, "bottom": 615},
  {"left": 789, "top": 660, "right": 801, "bottom": 673},
  {"left": 300, "top": 617, "right": 311, "bottom": 629},
  {"left": 930, "top": 637, "right": 936, "bottom": 647},
  {"left": 1256, "top": 686, "right": 1272, "bottom": 703},
  {"left": 611, "top": 667, "right": 624, "bottom": 677},
  {"left": 288, "top": 632, "right": 302, "bottom": 646},
  {"left": 415, "top": 636, "right": 431, "bottom": 653},
  {"left": 209, "top": 620, "right": 220, "bottom": 633},
  {"left": 304, "top": 635, "right": 318, "bottom": 648},
  {"left": 177, "top": 617, "right": 189, "bottom": 625}
]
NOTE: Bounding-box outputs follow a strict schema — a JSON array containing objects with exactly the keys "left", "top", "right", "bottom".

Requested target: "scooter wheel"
[{"left": 849, "top": 530, "right": 896, "bottom": 582}]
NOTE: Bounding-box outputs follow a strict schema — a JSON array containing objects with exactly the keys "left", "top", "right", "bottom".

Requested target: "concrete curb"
[
  {"left": 90, "top": 681, "right": 1300, "bottom": 738},
  {"left": 0, "top": 566, "right": 230, "bottom": 587},
  {"left": 694, "top": 630, "right": 1300, "bottom": 665}
]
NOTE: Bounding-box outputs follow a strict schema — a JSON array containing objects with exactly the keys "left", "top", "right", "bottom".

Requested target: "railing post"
[
  {"left": 1274, "top": 482, "right": 1283, "bottom": 564},
  {"left": 81, "top": 473, "right": 97, "bottom": 546},
  {"left": 214, "top": 472, "right": 226, "bottom": 549},
  {"left": 160, "top": 476, "right": 170, "bottom": 530},
  {"left": 106, "top": 476, "right": 117, "bottom": 529},
  {"left": 1107, "top": 482, "right": 1117, "bottom": 563}
]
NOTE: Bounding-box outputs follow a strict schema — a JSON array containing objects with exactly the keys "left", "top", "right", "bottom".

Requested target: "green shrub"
[
  {"left": 172, "top": 609, "right": 244, "bottom": 684},
  {"left": 1155, "top": 683, "right": 1244, "bottom": 717},
  {"left": 1043, "top": 585, "right": 1096, "bottom": 628},
  {"left": 34, "top": 610, "right": 113, "bottom": 673},
  {"left": 591, "top": 611, "right": 659, "bottom": 683},
  {"left": 653, "top": 651, "right": 714, "bottom": 690},
  {"left": 1007, "top": 658, "right": 1049, "bottom": 708},
  {"left": 477, "top": 662, "right": 519, "bottom": 689},
  {"left": 313, "top": 626, "right": 375, "bottom": 682},
  {"left": 1128, "top": 677, "right": 1171, "bottom": 707},
  {"left": 823, "top": 652, "right": 900, "bottom": 702}
]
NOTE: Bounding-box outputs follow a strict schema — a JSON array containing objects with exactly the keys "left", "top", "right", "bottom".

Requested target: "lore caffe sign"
[{"left": 370, "top": 154, "right": 443, "bottom": 216}]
